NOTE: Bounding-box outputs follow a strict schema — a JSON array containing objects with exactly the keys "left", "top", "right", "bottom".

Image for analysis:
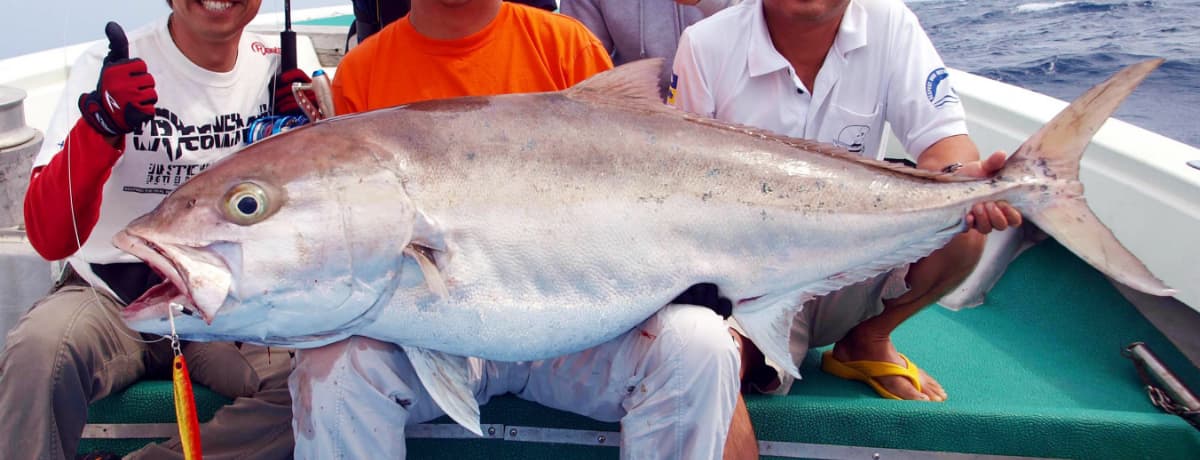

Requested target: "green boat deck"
[{"left": 79, "top": 241, "right": 1200, "bottom": 459}]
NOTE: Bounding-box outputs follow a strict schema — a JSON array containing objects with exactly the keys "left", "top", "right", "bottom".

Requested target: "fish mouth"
[{"left": 113, "top": 230, "right": 233, "bottom": 325}]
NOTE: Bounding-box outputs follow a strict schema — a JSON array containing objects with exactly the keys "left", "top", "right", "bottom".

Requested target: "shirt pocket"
[{"left": 819, "top": 103, "right": 883, "bottom": 158}]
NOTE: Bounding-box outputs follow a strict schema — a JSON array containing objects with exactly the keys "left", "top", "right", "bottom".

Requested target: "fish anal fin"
[
  {"left": 732, "top": 225, "right": 966, "bottom": 379},
  {"left": 402, "top": 346, "right": 482, "bottom": 436},
  {"left": 731, "top": 292, "right": 806, "bottom": 378},
  {"left": 807, "top": 226, "right": 963, "bottom": 303}
]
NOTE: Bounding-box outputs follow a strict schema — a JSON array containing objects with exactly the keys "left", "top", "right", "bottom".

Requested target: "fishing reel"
[
  {"left": 244, "top": 69, "right": 336, "bottom": 144},
  {"left": 244, "top": 114, "right": 307, "bottom": 144},
  {"left": 245, "top": 0, "right": 336, "bottom": 145}
]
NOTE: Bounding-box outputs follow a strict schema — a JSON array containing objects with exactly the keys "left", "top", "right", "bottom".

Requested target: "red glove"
[
  {"left": 272, "top": 68, "right": 317, "bottom": 116},
  {"left": 77, "top": 22, "right": 157, "bottom": 137}
]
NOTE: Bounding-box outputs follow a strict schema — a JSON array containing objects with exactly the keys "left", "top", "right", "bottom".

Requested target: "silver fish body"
[{"left": 114, "top": 59, "right": 1172, "bottom": 379}]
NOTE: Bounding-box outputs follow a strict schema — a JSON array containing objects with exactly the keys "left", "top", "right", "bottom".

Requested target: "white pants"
[{"left": 289, "top": 304, "right": 740, "bottom": 459}]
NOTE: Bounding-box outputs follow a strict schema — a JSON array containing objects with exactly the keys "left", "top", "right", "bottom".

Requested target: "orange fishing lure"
[
  {"left": 168, "top": 303, "right": 203, "bottom": 460},
  {"left": 172, "top": 354, "right": 202, "bottom": 459}
]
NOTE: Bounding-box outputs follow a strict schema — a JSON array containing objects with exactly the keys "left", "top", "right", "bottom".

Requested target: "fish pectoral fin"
[
  {"left": 406, "top": 208, "right": 450, "bottom": 300},
  {"left": 402, "top": 346, "right": 482, "bottom": 436},
  {"left": 403, "top": 244, "right": 449, "bottom": 300},
  {"left": 730, "top": 291, "right": 808, "bottom": 379}
]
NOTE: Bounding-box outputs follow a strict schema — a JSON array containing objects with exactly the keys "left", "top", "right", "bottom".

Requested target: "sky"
[{"left": 0, "top": 0, "right": 349, "bottom": 60}]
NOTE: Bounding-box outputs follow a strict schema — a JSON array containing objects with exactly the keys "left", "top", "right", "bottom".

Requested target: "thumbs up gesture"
[{"left": 77, "top": 22, "right": 158, "bottom": 137}]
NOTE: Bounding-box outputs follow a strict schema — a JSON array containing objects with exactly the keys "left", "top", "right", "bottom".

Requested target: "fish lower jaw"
[
  {"left": 112, "top": 231, "right": 213, "bottom": 324},
  {"left": 121, "top": 281, "right": 204, "bottom": 324}
]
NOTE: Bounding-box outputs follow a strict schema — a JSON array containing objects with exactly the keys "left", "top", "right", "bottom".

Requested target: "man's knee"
[
  {"left": 950, "top": 230, "right": 987, "bottom": 270},
  {"left": 656, "top": 305, "right": 740, "bottom": 370},
  {"left": 1, "top": 321, "right": 62, "bottom": 379},
  {"left": 290, "top": 337, "right": 424, "bottom": 405},
  {"left": 290, "top": 337, "right": 434, "bottom": 445},
  {"left": 183, "top": 342, "right": 260, "bottom": 399},
  {"left": 2, "top": 290, "right": 109, "bottom": 376}
]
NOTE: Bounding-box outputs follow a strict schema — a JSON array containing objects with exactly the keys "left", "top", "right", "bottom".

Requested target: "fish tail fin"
[{"left": 1000, "top": 58, "right": 1174, "bottom": 296}]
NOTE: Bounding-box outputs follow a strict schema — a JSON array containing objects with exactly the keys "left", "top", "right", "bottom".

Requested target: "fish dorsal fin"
[
  {"left": 683, "top": 114, "right": 977, "bottom": 182},
  {"left": 565, "top": 58, "right": 672, "bottom": 112}
]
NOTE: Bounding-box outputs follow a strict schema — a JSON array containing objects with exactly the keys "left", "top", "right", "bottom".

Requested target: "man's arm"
[
  {"left": 876, "top": 4, "right": 1019, "bottom": 234},
  {"left": 24, "top": 120, "right": 125, "bottom": 261},
  {"left": 24, "top": 23, "right": 156, "bottom": 260},
  {"left": 331, "top": 68, "right": 360, "bottom": 116}
]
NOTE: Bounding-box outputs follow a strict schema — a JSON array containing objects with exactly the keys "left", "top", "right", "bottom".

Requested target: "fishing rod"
[
  {"left": 246, "top": 0, "right": 335, "bottom": 143},
  {"left": 280, "top": 0, "right": 297, "bottom": 72}
]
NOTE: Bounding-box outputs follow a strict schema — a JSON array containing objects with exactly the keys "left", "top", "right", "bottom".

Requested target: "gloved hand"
[
  {"left": 672, "top": 282, "right": 733, "bottom": 318},
  {"left": 77, "top": 22, "right": 157, "bottom": 137},
  {"left": 271, "top": 68, "right": 317, "bottom": 116}
]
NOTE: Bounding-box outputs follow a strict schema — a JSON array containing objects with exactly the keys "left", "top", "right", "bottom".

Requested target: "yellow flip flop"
[{"left": 820, "top": 350, "right": 923, "bottom": 400}]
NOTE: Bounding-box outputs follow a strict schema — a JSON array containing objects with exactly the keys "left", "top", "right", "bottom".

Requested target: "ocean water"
[{"left": 907, "top": 0, "right": 1200, "bottom": 148}]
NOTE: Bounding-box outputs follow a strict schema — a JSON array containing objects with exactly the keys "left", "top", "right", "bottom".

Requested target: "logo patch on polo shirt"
[
  {"left": 667, "top": 74, "right": 679, "bottom": 105},
  {"left": 925, "top": 68, "right": 960, "bottom": 109},
  {"left": 836, "top": 125, "right": 869, "bottom": 153}
]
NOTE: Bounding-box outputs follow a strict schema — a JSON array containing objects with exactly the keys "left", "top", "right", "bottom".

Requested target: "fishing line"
[
  {"left": 64, "top": 122, "right": 167, "bottom": 346},
  {"left": 56, "top": 2, "right": 317, "bottom": 352},
  {"left": 59, "top": 13, "right": 166, "bottom": 346}
]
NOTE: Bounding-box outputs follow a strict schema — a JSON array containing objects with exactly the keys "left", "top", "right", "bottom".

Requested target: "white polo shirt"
[{"left": 669, "top": 0, "right": 968, "bottom": 161}]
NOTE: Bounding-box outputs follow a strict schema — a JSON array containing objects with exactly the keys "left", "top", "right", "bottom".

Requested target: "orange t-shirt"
[{"left": 332, "top": 3, "right": 614, "bottom": 114}]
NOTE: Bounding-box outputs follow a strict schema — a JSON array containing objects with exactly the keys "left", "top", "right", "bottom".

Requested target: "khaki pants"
[{"left": 0, "top": 281, "right": 294, "bottom": 460}]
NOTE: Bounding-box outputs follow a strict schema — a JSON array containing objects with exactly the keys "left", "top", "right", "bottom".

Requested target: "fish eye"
[{"left": 224, "top": 182, "right": 269, "bottom": 225}]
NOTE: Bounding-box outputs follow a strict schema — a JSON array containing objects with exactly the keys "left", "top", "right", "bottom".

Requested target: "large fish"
[{"left": 114, "top": 59, "right": 1171, "bottom": 433}]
